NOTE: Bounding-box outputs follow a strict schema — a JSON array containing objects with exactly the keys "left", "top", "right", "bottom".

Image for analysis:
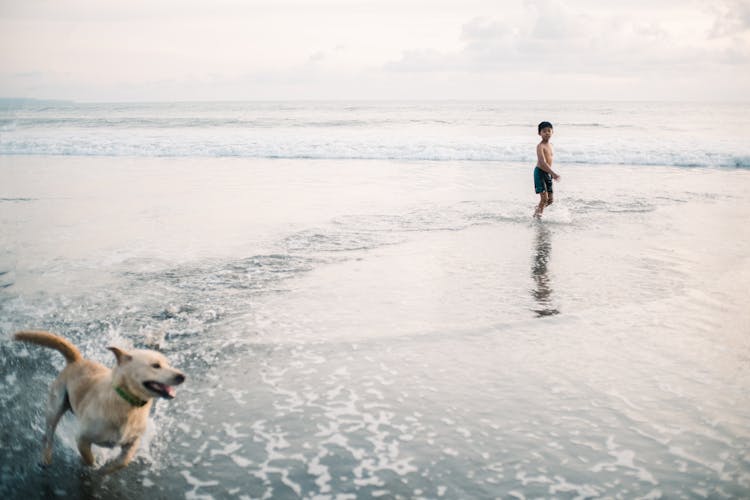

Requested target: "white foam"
[
  {"left": 181, "top": 469, "right": 219, "bottom": 500},
  {"left": 548, "top": 475, "right": 601, "bottom": 498},
  {"left": 308, "top": 451, "right": 333, "bottom": 493},
  {"left": 669, "top": 446, "right": 727, "bottom": 478},
  {"left": 230, "top": 454, "right": 252, "bottom": 467},
  {"left": 209, "top": 441, "right": 242, "bottom": 457},
  {"left": 590, "top": 436, "right": 658, "bottom": 485},
  {"left": 515, "top": 470, "right": 553, "bottom": 486}
]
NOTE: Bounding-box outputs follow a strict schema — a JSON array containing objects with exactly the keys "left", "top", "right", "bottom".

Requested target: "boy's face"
[{"left": 539, "top": 127, "right": 553, "bottom": 141}]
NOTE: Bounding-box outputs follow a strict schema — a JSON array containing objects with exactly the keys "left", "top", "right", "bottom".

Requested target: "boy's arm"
[{"left": 536, "top": 144, "right": 558, "bottom": 178}]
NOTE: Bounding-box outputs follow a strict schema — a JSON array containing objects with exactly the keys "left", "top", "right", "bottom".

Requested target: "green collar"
[{"left": 114, "top": 385, "right": 148, "bottom": 407}]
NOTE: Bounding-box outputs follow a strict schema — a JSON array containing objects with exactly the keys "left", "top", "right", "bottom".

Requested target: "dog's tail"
[{"left": 14, "top": 330, "right": 83, "bottom": 364}]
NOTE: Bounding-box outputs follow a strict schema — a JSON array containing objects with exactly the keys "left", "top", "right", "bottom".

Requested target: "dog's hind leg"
[{"left": 42, "top": 379, "right": 70, "bottom": 465}]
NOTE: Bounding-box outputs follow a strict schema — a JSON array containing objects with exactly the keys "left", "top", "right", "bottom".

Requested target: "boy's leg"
[
  {"left": 535, "top": 192, "right": 548, "bottom": 217},
  {"left": 546, "top": 192, "right": 554, "bottom": 206}
]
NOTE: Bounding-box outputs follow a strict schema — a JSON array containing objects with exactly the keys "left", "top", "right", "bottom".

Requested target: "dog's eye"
[{"left": 151, "top": 363, "right": 161, "bottom": 369}]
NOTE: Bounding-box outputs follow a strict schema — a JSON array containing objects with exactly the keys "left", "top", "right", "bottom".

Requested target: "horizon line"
[{"left": 2, "top": 97, "right": 750, "bottom": 105}]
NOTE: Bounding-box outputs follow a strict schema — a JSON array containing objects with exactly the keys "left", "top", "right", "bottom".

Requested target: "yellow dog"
[{"left": 15, "top": 330, "right": 186, "bottom": 474}]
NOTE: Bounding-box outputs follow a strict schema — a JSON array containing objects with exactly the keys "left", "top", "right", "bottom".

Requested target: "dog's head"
[{"left": 109, "top": 346, "right": 186, "bottom": 401}]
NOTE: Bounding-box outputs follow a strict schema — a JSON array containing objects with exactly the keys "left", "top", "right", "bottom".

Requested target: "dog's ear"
[{"left": 108, "top": 346, "right": 133, "bottom": 365}]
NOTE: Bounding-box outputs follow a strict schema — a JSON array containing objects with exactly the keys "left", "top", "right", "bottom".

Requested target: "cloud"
[
  {"left": 527, "top": 0, "right": 586, "bottom": 40},
  {"left": 309, "top": 51, "right": 326, "bottom": 62},
  {"left": 384, "top": 49, "right": 462, "bottom": 72},
  {"left": 12, "top": 71, "right": 45, "bottom": 79},
  {"left": 461, "top": 18, "right": 514, "bottom": 42},
  {"left": 386, "top": 0, "right": 750, "bottom": 77},
  {"left": 709, "top": 0, "right": 750, "bottom": 37}
]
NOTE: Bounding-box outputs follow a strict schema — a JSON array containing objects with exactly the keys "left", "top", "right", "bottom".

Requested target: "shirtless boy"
[{"left": 534, "top": 121, "right": 560, "bottom": 218}]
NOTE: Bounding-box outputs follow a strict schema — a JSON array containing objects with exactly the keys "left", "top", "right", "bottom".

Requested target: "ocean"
[
  {"left": 1, "top": 101, "right": 749, "bottom": 499},
  {"left": 1, "top": 100, "right": 749, "bottom": 167}
]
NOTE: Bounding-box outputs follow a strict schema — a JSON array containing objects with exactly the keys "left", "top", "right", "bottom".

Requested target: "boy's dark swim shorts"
[{"left": 534, "top": 166, "right": 553, "bottom": 194}]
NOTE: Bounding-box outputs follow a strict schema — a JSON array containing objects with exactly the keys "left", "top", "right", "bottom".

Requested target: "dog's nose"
[{"left": 174, "top": 373, "right": 186, "bottom": 384}]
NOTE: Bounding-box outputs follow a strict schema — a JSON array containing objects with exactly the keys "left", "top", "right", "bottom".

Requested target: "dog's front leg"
[
  {"left": 100, "top": 439, "right": 140, "bottom": 475},
  {"left": 77, "top": 437, "right": 95, "bottom": 466}
]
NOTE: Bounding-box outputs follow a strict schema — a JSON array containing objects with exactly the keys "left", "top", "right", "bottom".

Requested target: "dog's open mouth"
[{"left": 143, "top": 381, "right": 176, "bottom": 399}]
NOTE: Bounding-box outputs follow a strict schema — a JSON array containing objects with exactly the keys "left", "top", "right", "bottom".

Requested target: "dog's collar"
[{"left": 114, "top": 385, "right": 148, "bottom": 407}]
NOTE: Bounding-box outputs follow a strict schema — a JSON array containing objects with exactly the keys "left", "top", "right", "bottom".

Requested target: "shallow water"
[{"left": 1, "top": 156, "right": 749, "bottom": 499}]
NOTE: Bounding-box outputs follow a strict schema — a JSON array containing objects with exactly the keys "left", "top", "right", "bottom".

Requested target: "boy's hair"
[{"left": 538, "top": 121, "right": 553, "bottom": 133}]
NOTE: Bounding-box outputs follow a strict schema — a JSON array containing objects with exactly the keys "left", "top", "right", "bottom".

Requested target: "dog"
[{"left": 14, "top": 330, "right": 186, "bottom": 474}]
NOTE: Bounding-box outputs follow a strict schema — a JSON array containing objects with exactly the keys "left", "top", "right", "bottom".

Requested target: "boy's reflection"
[{"left": 531, "top": 223, "right": 559, "bottom": 317}]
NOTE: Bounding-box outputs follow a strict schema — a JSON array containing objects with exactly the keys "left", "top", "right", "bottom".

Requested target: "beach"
[{"left": 1, "top": 101, "right": 750, "bottom": 498}]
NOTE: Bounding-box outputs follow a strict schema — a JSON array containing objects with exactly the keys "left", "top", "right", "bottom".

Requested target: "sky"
[{"left": 1, "top": 0, "right": 748, "bottom": 101}]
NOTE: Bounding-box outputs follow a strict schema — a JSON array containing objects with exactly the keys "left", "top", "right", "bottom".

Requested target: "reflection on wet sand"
[{"left": 531, "top": 223, "right": 559, "bottom": 317}]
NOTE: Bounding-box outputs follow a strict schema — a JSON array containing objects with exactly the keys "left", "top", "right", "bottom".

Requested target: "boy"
[{"left": 534, "top": 121, "right": 560, "bottom": 218}]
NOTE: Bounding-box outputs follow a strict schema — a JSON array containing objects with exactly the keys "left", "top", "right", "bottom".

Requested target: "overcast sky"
[{"left": 1, "top": 0, "right": 748, "bottom": 101}]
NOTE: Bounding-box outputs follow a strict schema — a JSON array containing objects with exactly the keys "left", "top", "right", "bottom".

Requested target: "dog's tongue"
[{"left": 164, "top": 385, "right": 176, "bottom": 398}]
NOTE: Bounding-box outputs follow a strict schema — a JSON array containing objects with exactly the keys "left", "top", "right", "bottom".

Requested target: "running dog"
[{"left": 14, "top": 330, "right": 186, "bottom": 474}]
